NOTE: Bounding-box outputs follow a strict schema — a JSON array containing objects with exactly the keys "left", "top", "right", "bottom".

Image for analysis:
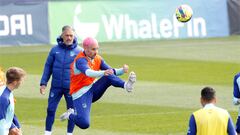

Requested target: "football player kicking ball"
[{"left": 60, "top": 37, "right": 136, "bottom": 129}]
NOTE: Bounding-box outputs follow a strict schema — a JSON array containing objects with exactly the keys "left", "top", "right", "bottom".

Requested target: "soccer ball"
[{"left": 175, "top": 4, "right": 193, "bottom": 23}]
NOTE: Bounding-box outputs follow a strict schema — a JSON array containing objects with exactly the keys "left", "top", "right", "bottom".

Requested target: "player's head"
[
  {"left": 6, "top": 67, "right": 26, "bottom": 89},
  {"left": 200, "top": 86, "right": 216, "bottom": 106},
  {"left": 82, "top": 37, "right": 99, "bottom": 59},
  {"left": 61, "top": 25, "right": 75, "bottom": 46}
]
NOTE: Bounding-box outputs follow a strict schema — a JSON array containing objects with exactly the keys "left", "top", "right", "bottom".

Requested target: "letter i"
[{"left": 26, "top": 14, "right": 33, "bottom": 35}]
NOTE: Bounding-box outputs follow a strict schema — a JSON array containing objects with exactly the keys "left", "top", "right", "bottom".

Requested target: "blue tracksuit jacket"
[{"left": 40, "top": 37, "right": 83, "bottom": 89}]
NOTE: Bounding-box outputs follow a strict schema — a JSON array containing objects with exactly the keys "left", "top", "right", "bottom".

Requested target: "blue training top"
[
  {"left": 0, "top": 86, "right": 14, "bottom": 135},
  {"left": 187, "top": 104, "right": 236, "bottom": 135},
  {"left": 40, "top": 37, "right": 83, "bottom": 89},
  {"left": 233, "top": 73, "right": 240, "bottom": 98}
]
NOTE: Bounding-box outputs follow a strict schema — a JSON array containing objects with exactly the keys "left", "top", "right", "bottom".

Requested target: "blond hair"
[{"left": 0, "top": 67, "right": 5, "bottom": 86}]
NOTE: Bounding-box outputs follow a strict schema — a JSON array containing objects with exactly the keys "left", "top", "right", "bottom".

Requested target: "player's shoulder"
[
  {"left": 49, "top": 45, "right": 58, "bottom": 53},
  {"left": 0, "top": 85, "right": 6, "bottom": 96},
  {"left": 214, "top": 106, "right": 230, "bottom": 116},
  {"left": 193, "top": 108, "right": 203, "bottom": 114},
  {"left": 76, "top": 57, "right": 88, "bottom": 64},
  {"left": 96, "top": 54, "right": 103, "bottom": 60},
  {"left": 234, "top": 72, "right": 240, "bottom": 80},
  {"left": 52, "top": 44, "right": 61, "bottom": 50},
  {"left": 49, "top": 45, "right": 65, "bottom": 55},
  {"left": 0, "top": 86, "right": 10, "bottom": 101}
]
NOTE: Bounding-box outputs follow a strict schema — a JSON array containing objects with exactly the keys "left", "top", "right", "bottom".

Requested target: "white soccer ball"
[{"left": 175, "top": 4, "right": 193, "bottom": 23}]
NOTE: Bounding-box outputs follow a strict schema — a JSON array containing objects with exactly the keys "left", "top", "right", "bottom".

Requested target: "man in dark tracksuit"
[{"left": 40, "top": 26, "right": 83, "bottom": 135}]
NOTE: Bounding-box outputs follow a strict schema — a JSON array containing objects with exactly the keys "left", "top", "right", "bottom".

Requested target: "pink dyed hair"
[{"left": 82, "top": 37, "right": 98, "bottom": 48}]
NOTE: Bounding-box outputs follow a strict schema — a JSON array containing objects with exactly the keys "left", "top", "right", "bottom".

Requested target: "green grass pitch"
[{"left": 0, "top": 36, "right": 240, "bottom": 135}]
